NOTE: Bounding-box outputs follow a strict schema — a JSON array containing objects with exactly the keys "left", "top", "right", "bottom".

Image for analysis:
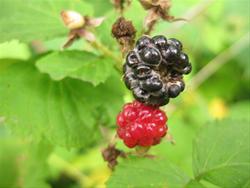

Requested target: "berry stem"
[
  {"left": 135, "top": 146, "right": 151, "bottom": 156},
  {"left": 90, "top": 40, "right": 123, "bottom": 72}
]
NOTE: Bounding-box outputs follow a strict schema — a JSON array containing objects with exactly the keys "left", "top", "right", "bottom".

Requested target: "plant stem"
[
  {"left": 188, "top": 32, "right": 250, "bottom": 90},
  {"left": 91, "top": 40, "right": 123, "bottom": 72}
]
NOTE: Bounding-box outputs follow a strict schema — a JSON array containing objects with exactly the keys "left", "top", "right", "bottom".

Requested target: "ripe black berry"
[
  {"left": 168, "top": 84, "right": 182, "bottom": 98},
  {"left": 179, "top": 52, "right": 189, "bottom": 66},
  {"left": 167, "top": 38, "right": 183, "bottom": 50},
  {"left": 140, "top": 47, "right": 161, "bottom": 65},
  {"left": 140, "top": 76, "right": 163, "bottom": 92},
  {"left": 126, "top": 51, "right": 139, "bottom": 68},
  {"left": 123, "top": 35, "right": 192, "bottom": 106},
  {"left": 134, "top": 65, "right": 152, "bottom": 80},
  {"left": 136, "top": 36, "right": 152, "bottom": 50},
  {"left": 152, "top": 35, "right": 168, "bottom": 48}
]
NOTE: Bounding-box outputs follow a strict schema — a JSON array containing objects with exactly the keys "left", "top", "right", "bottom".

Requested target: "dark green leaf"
[
  {"left": 193, "top": 119, "right": 250, "bottom": 188},
  {"left": 106, "top": 157, "right": 190, "bottom": 188}
]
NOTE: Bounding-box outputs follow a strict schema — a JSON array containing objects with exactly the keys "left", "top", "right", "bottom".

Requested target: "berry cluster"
[
  {"left": 123, "top": 35, "right": 192, "bottom": 106},
  {"left": 116, "top": 101, "right": 168, "bottom": 148}
]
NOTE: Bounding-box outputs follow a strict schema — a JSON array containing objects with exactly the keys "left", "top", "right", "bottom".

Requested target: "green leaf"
[
  {"left": 86, "top": 0, "right": 113, "bottom": 16},
  {"left": 95, "top": 10, "right": 118, "bottom": 48},
  {"left": 0, "top": 127, "right": 51, "bottom": 188},
  {"left": 0, "top": 0, "right": 93, "bottom": 42},
  {"left": 229, "top": 101, "right": 250, "bottom": 121},
  {"left": 36, "top": 50, "right": 114, "bottom": 86},
  {"left": 0, "top": 136, "right": 20, "bottom": 188},
  {"left": 0, "top": 62, "right": 124, "bottom": 148},
  {"left": 193, "top": 119, "right": 250, "bottom": 188},
  {"left": 21, "top": 140, "right": 52, "bottom": 188},
  {"left": 0, "top": 40, "right": 31, "bottom": 60},
  {"left": 185, "top": 180, "right": 206, "bottom": 188},
  {"left": 106, "top": 157, "right": 190, "bottom": 188}
]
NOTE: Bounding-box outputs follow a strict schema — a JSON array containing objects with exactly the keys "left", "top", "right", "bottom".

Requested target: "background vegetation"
[{"left": 0, "top": 0, "right": 249, "bottom": 188}]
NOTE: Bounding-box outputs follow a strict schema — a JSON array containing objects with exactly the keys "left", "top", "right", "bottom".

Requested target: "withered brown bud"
[
  {"left": 112, "top": 17, "right": 136, "bottom": 39},
  {"left": 112, "top": 17, "right": 136, "bottom": 55},
  {"left": 140, "top": 0, "right": 172, "bottom": 11},
  {"left": 139, "top": 0, "right": 176, "bottom": 34},
  {"left": 102, "top": 144, "right": 126, "bottom": 170}
]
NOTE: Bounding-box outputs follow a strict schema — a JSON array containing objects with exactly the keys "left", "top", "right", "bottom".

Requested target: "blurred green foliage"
[{"left": 0, "top": 0, "right": 249, "bottom": 188}]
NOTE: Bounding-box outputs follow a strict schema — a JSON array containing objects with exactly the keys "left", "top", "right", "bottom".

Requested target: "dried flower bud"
[
  {"left": 139, "top": 0, "right": 176, "bottom": 34},
  {"left": 112, "top": 17, "right": 136, "bottom": 55},
  {"left": 61, "top": 10, "right": 85, "bottom": 30},
  {"left": 61, "top": 11, "right": 105, "bottom": 48},
  {"left": 139, "top": 0, "right": 154, "bottom": 9},
  {"left": 102, "top": 144, "right": 126, "bottom": 170}
]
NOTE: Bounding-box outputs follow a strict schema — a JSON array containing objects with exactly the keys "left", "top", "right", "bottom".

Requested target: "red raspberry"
[{"left": 116, "top": 100, "right": 168, "bottom": 148}]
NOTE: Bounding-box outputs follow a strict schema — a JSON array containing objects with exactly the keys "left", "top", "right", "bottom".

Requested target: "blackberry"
[
  {"left": 123, "top": 35, "right": 192, "bottom": 106},
  {"left": 136, "top": 36, "right": 152, "bottom": 50},
  {"left": 140, "top": 47, "right": 161, "bottom": 65},
  {"left": 152, "top": 35, "right": 168, "bottom": 49}
]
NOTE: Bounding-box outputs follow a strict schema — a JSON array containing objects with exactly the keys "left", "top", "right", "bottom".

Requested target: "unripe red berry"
[{"left": 116, "top": 100, "right": 168, "bottom": 148}]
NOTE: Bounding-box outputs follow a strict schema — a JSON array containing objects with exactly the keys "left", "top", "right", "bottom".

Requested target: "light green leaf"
[
  {"left": 0, "top": 62, "right": 124, "bottom": 148},
  {"left": 106, "top": 157, "right": 190, "bottom": 188},
  {"left": 0, "top": 40, "right": 31, "bottom": 60},
  {"left": 0, "top": 0, "right": 93, "bottom": 42},
  {"left": 193, "top": 119, "right": 250, "bottom": 188},
  {"left": 95, "top": 10, "right": 118, "bottom": 48},
  {"left": 36, "top": 50, "right": 114, "bottom": 86},
  {"left": 86, "top": 0, "right": 113, "bottom": 16}
]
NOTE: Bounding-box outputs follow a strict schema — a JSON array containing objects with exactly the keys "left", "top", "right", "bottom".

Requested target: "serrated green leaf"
[
  {"left": 106, "top": 157, "right": 190, "bottom": 188},
  {"left": 0, "top": 62, "right": 124, "bottom": 148},
  {"left": 36, "top": 50, "right": 114, "bottom": 86},
  {"left": 0, "top": 0, "right": 93, "bottom": 42},
  {"left": 193, "top": 119, "right": 250, "bottom": 188}
]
